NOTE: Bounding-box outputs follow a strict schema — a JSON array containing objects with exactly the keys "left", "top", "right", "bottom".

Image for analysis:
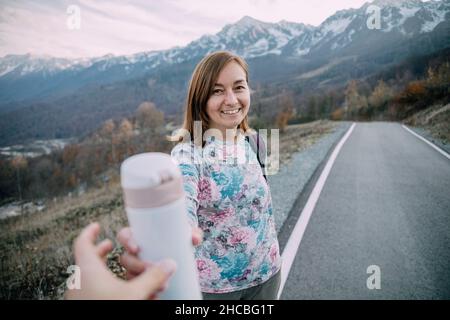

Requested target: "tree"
[
  {"left": 306, "top": 95, "right": 318, "bottom": 121},
  {"left": 427, "top": 62, "right": 450, "bottom": 86},
  {"left": 118, "top": 118, "right": 133, "bottom": 159},
  {"left": 136, "top": 102, "right": 164, "bottom": 133},
  {"left": 62, "top": 144, "right": 80, "bottom": 168},
  {"left": 11, "top": 156, "right": 28, "bottom": 209},
  {"left": 0, "top": 158, "right": 16, "bottom": 201},
  {"left": 402, "top": 82, "right": 426, "bottom": 102},
  {"left": 100, "top": 119, "right": 117, "bottom": 165},
  {"left": 331, "top": 108, "right": 344, "bottom": 121},
  {"left": 344, "top": 80, "right": 368, "bottom": 120},
  {"left": 136, "top": 102, "right": 165, "bottom": 150},
  {"left": 276, "top": 93, "right": 295, "bottom": 132},
  {"left": 368, "top": 80, "right": 393, "bottom": 111},
  {"left": 100, "top": 119, "right": 115, "bottom": 139},
  {"left": 275, "top": 108, "right": 294, "bottom": 133},
  {"left": 344, "top": 80, "right": 359, "bottom": 119},
  {"left": 318, "top": 95, "right": 329, "bottom": 119},
  {"left": 425, "top": 62, "right": 450, "bottom": 103},
  {"left": 393, "top": 81, "right": 427, "bottom": 118}
]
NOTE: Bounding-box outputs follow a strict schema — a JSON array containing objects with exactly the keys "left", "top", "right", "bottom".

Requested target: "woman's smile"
[{"left": 221, "top": 107, "right": 242, "bottom": 115}]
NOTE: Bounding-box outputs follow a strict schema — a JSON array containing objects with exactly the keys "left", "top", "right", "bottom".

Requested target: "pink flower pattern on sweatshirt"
[{"left": 171, "top": 135, "right": 281, "bottom": 293}]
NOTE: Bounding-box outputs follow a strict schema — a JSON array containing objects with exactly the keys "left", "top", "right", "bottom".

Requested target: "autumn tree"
[
  {"left": 276, "top": 109, "right": 294, "bottom": 133},
  {"left": 99, "top": 119, "right": 117, "bottom": 165},
  {"left": 344, "top": 80, "right": 358, "bottom": 119},
  {"left": 136, "top": 102, "right": 165, "bottom": 133},
  {"left": 276, "top": 93, "right": 295, "bottom": 132},
  {"left": 117, "top": 118, "right": 133, "bottom": 159},
  {"left": 425, "top": 61, "right": 450, "bottom": 103},
  {"left": 11, "top": 156, "right": 28, "bottom": 209},
  {"left": 62, "top": 144, "right": 80, "bottom": 169},
  {"left": 368, "top": 80, "right": 393, "bottom": 111},
  {"left": 136, "top": 102, "right": 165, "bottom": 150},
  {"left": 344, "top": 80, "right": 367, "bottom": 119},
  {"left": 331, "top": 108, "right": 345, "bottom": 121},
  {"left": 399, "top": 81, "right": 426, "bottom": 103}
]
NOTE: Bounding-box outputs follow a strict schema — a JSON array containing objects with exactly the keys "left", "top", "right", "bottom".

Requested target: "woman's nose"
[{"left": 224, "top": 89, "right": 238, "bottom": 105}]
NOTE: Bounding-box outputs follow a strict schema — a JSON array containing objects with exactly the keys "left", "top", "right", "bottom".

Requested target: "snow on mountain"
[
  {"left": 372, "top": 0, "right": 449, "bottom": 34},
  {"left": 0, "top": 54, "right": 76, "bottom": 78},
  {"left": 165, "top": 15, "right": 311, "bottom": 61},
  {"left": 0, "top": 0, "right": 448, "bottom": 86},
  {"left": 418, "top": 0, "right": 449, "bottom": 32},
  {"left": 285, "top": 0, "right": 450, "bottom": 56}
]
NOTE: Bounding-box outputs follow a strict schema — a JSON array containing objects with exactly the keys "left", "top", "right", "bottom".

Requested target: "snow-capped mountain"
[
  {"left": 177, "top": 16, "right": 312, "bottom": 59},
  {"left": 369, "top": 0, "right": 449, "bottom": 34},
  {"left": 0, "top": 0, "right": 449, "bottom": 147},
  {"left": 0, "top": 54, "right": 80, "bottom": 78},
  {"left": 0, "top": 16, "right": 309, "bottom": 80},
  {"left": 0, "top": 0, "right": 449, "bottom": 105},
  {"left": 284, "top": 0, "right": 450, "bottom": 56}
]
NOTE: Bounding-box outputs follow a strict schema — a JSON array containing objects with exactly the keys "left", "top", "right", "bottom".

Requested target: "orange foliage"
[{"left": 331, "top": 108, "right": 344, "bottom": 120}]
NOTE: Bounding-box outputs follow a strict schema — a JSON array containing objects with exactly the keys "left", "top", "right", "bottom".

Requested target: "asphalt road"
[{"left": 281, "top": 122, "right": 450, "bottom": 299}]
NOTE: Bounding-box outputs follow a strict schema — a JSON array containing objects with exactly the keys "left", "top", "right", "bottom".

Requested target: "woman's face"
[{"left": 206, "top": 61, "right": 250, "bottom": 137}]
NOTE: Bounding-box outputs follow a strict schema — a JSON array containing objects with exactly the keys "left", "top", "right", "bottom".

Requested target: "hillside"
[{"left": 0, "top": 0, "right": 449, "bottom": 146}]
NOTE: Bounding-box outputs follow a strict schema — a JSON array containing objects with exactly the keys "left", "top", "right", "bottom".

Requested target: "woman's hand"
[
  {"left": 117, "top": 226, "right": 203, "bottom": 280},
  {"left": 65, "top": 222, "right": 176, "bottom": 300}
]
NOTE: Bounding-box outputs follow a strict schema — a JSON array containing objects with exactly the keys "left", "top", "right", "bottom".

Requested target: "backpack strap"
[{"left": 245, "top": 133, "right": 267, "bottom": 182}]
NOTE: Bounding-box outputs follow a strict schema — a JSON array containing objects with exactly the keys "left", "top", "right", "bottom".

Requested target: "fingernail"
[{"left": 156, "top": 259, "right": 177, "bottom": 275}]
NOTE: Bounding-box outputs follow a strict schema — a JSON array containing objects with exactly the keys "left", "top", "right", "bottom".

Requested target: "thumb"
[{"left": 127, "top": 259, "right": 177, "bottom": 299}]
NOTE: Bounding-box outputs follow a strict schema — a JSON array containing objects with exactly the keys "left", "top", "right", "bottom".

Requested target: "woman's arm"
[{"left": 171, "top": 143, "right": 201, "bottom": 228}]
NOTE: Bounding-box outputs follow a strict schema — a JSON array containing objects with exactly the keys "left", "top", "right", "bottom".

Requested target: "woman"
[{"left": 119, "top": 51, "right": 281, "bottom": 300}]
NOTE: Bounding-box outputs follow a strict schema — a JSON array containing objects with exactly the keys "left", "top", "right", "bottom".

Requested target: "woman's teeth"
[{"left": 221, "top": 108, "right": 241, "bottom": 115}]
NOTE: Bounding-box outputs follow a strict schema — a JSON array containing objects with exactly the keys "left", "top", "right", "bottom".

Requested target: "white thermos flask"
[{"left": 120, "top": 152, "right": 202, "bottom": 300}]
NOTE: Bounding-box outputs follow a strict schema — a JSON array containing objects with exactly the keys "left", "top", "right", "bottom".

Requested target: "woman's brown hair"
[{"left": 169, "top": 51, "right": 252, "bottom": 145}]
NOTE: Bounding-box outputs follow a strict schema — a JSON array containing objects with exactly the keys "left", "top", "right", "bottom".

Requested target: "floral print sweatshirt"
[{"left": 170, "top": 134, "right": 281, "bottom": 293}]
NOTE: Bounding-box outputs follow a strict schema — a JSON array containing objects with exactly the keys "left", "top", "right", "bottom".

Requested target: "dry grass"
[
  {"left": 278, "top": 120, "right": 339, "bottom": 166},
  {"left": 0, "top": 180, "right": 127, "bottom": 299},
  {"left": 404, "top": 103, "right": 450, "bottom": 145}
]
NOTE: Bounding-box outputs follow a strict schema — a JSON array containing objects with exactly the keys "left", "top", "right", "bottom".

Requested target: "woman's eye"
[
  {"left": 235, "top": 86, "right": 246, "bottom": 90},
  {"left": 213, "top": 89, "right": 223, "bottom": 95}
]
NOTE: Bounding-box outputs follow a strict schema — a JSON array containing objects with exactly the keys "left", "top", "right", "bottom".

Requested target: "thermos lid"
[{"left": 121, "top": 153, "right": 184, "bottom": 208}]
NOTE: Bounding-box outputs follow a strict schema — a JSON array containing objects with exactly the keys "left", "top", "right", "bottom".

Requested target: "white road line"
[
  {"left": 402, "top": 125, "right": 450, "bottom": 160},
  {"left": 277, "top": 122, "right": 356, "bottom": 299}
]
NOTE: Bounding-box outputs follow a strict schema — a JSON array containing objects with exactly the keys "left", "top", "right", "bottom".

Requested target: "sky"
[{"left": 0, "top": 0, "right": 391, "bottom": 58}]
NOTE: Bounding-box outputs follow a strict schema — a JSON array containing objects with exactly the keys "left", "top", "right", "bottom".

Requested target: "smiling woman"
[
  {"left": 118, "top": 51, "right": 282, "bottom": 300},
  {"left": 171, "top": 51, "right": 282, "bottom": 299}
]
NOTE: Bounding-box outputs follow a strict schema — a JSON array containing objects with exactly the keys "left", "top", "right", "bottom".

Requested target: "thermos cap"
[{"left": 121, "top": 153, "right": 184, "bottom": 208}]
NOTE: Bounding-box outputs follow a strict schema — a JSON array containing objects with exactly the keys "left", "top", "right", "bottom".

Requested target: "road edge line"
[
  {"left": 277, "top": 122, "right": 356, "bottom": 299},
  {"left": 402, "top": 125, "right": 450, "bottom": 160}
]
